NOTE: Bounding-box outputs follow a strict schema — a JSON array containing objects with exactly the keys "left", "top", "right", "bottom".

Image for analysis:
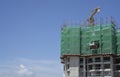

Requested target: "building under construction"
[{"left": 60, "top": 8, "right": 120, "bottom": 77}]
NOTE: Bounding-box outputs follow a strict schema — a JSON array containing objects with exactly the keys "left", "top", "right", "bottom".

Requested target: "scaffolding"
[
  {"left": 61, "top": 23, "right": 120, "bottom": 56},
  {"left": 61, "top": 20, "right": 120, "bottom": 77}
]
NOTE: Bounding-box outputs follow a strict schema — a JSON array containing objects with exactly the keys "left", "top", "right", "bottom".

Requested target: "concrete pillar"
[
  {"left": 101, "top": 56, "right": 104, "bottom": 77},
  {"left": 83, "top": 57, "right": 86, "bottom": 77},
  {"left": 64, "top": 57, "right": 68, "bottom": 77},
  {"left": 110, "top": 56, "right": 114, "bottom": 77}
]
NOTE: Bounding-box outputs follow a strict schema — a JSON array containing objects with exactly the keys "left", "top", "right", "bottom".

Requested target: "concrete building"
[{"left": 60, "top": 22, "right": 120, "bottom": 77}]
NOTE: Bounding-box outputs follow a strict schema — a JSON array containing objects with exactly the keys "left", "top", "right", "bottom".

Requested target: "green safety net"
[{"left": 61, "top": 24, "right": 119, "bottom": 56}]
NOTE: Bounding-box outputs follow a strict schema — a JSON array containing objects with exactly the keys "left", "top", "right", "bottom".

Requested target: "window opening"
[
  {"left": 104, "top": 64, "right": 110, "bottom": 69},
  {"left": 95, "top": 57, "right": 101, "bottom": 62},
  {"left": 88, "top": 58, "right": 93, "bottom": 63},
  {"left": 103, "top": 57, "right": 110, "bottom": 62}
]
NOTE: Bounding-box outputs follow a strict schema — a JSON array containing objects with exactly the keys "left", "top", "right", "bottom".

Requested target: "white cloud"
[
  {"left": 16, "top": 64, "right": 33, "bottom": 77},
  {"left": 20, "top": 64, "right": 25, "bottom": 69},
  {"left": 0, "top": 58, "right": 63, "bottom": 77}
]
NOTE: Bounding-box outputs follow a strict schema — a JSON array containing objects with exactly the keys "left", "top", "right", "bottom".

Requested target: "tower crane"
[{"left": 88, "top": 7, "right": 100, "bottom": 26}]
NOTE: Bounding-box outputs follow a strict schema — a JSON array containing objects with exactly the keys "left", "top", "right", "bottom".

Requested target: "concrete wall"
[
  {"left": 62, "top": 55, "right": 120, "bottom": 77},
  {"left": 64, "top": 56, "right": 79, "bottom": 77}
]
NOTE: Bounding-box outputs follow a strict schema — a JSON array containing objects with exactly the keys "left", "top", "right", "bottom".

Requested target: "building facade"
[{"left": 61, "top": 23, "right": 120, "bottom": 77}]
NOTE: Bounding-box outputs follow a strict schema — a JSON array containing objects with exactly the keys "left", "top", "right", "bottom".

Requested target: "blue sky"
[{"left": 0, "top": 0, "right": 120, "bottom": 77}]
